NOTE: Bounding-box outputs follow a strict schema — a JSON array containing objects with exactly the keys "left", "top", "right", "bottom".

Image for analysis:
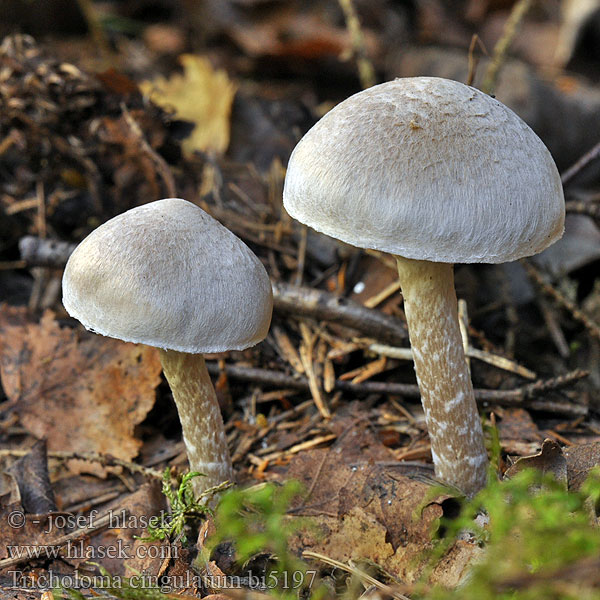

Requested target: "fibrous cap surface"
[
  {"left": 63, "top": 198, "right": 273, "bottom": 353},
  {"left": 283, "top": 77, "right": 565, "bottom": 263}
]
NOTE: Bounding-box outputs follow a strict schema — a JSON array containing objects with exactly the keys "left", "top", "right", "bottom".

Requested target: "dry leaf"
[
  {"left": 0, "top": 306, "right": 161, "bottom": 463},
  {"left": 90, "top": 481, "right": 167, "bottom": 577},
  {"left": 7, "top": 440, "right": 55, "bottom": 514},
  {"left": 504, "top": 439, "right": 568, "bottom": 487},
  {"left": 0, "top": 506, "right": 60, "bottom": 561},
  {"left": 497, "top": 408, "right": 541, "bottom": 442},
  {"left": 140, "top": 54, "right": 236, "bottom": 156},
  {"left": 564, "top": 442, "right": 600, "bottom": 491},
  {"left": 273, "top": 408, "right": 480, "bottom": 585},
  {"left": 285, "top": 448, "right": 478, "bottom": 585}
]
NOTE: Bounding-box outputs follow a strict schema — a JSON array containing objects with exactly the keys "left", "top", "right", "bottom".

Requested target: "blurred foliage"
[
  {"left": 424, "top": 468, "right": 600, "bottom": 600},
  {"left": 205, "top": 480, "right": 327, "bottom": 599}
]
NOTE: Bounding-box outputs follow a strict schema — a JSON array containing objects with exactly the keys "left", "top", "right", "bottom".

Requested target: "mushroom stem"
[
  {"left": 159, "top": 349, "right": 233, "bottom": 495},
  {"left": 395, "top": 256, "right": 487, "bottom": 496}
]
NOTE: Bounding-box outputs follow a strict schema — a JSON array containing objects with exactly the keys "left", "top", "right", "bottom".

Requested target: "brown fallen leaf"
[
  {"left": 564, "top": 442, "right": 600, "bottom": 491},
  {"left": 226, "top": 11, "right": 379, "bottom": 62},
  {"left": 285, "top": 449, "right": 478, "bottom": 586},
  {"left": 504, "top": 439, "right": 568, "bottom": 487},
  {"left": 503, "top": 439, "right": 600, "bottom": 491},
  {"left": 140, "top": 54, "right": 237, "bottom": 157},
  {"left": 87, "top": 481, "right": 168, "bottom": 577},
  {"left": 497, "top": 408, "right": 542, "bottom": 443},
  {"left": 0, "top": 306, "right": 161, "bottom": 466},
  {"left": 0, "top": 471, "right": 20, "bottom": 506},
  {"left": 0, "top": 506, "right": 62, "bottom": 563},
  {"left": 7, "top": 440, "right": 55, "bottom": 515}
]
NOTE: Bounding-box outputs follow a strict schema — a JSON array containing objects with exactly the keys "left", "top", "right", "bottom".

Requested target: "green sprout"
[{"left": 140, "top": 468, "right": 232, "bottom": 543}]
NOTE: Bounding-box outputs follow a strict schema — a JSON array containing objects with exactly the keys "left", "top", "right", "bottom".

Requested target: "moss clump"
[{"left": 427, "top": 468, "right": 600, "bottom": 600}]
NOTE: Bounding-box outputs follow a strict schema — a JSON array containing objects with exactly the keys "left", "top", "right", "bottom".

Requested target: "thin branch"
[
  {"left": 481, "top": 0, "right": 533, "bottom": 95},
  {"left": 0, "top": 449, "right": 165, "bottom": 480},
  {"left": 121, "top": 103, "right": 177, "bottom": 198},
  {"left": 338, "top": 0, "right": 376, "bottom": 89},
  {"left": 369, "top": 342, "right": 537, "bottom": 380},
  {"left": 303, "top": 550, "right": 410, "bottom": 600},
  {"left": 273, "top": 281, "right": 407, "bottom": 345},
  {"left": 466, "top": 34, "right": 488, "bottom": 86},
  {"left": 206, "top": 362, "right": 588, "bottom": 416},
  {"left": 561, "top": 140, "right": 600, "bottom": 186},
  {"left": 565, "top": 199, "right": 600, "bottom": 222},
  {"left": 522, "top": 259, "right": 600, "bottom": 342}
]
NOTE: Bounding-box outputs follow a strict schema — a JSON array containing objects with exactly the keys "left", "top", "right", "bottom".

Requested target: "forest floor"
[{"left": 1, "top": 1, "right": 600, "bottom": 598}]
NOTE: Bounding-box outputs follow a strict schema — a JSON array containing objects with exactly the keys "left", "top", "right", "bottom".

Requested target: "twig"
[
  {"left": 65, "top": 488, "right": 125, "bottom": 513},
  {"left": 36, "top": 181, "right": 46, "bottom": 239},
  {"left": 512, "top": 369, "right": 587, "bottom": 400},
  {"left": 565, "top": 199, "right": 600, "bottom": 222},
  {"left": 294, "top": 225, "right": 308, "bottom": 286},
  {"left": 338, "top": 0, "right": 376, "bottom": 89},
  {"left": 537, "top": 296, "right": 570, "bottom": 358},
  {"left": 121, "top": 103, "right": 177, "bottom": 198},
  {"left": 273, "top": 281, "right": 407, "bottom": 345},
  {"left": 299, "top": 322, "right": 331, "bottom": 419},
  {"left": 363, "top": 279, "right": 401, "bottom": 309},
  {"left": 481, "top": 0, "right": 533, "bottom": 95},
  {"left": 522, "top": 259, "right": 600, "bottom": 342},
  {"left": 206, "top": 363, "right": 588, "bottom": 415},
  {"left": 561, "top": 140, "right": 600, "bottom": 186},
  {"left": 74, "top": 0, "right": 112, "bottom": 59},
  {"left": 369, "top": 342, "right": 537, "bottom": 380},
  {"left": 303, "top": 551, "right": 410, "bottom": 600},
  {"left": 272, "top": 326, "right": 305, "bottom": 374},
  {"left": 258, "top": 434, "right": 338, "bottom": 463},
  {"left": 466, "top": 34, "right": 487, "bottom": 86},
  {"left": 458, "top": 299, "right": 471, "bottom": 371},
  {"left": 0, "top": 260, "right": 27, "bottom": 270},
  {"left": 498, "top": 267, "right": 518, "bottom": 357},
  {"left": 0, "top": 449, "right": 164, "bottom": 480}
]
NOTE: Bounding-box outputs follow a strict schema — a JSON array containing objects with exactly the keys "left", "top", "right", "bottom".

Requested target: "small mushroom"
[
  {"left": 62, "top": 198, "right": 273, "bottom": 494},
  {"left": 283, "top": 77, "right": 565, "bottom": 496}
]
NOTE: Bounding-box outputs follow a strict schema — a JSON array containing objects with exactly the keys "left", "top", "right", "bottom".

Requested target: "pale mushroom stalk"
[
  {"left": 283, "top": 77, "right": 565, "bottom": 496},
  {"left": 62, "top": 199, "right": 273, "bottom": 500},
  {"left": 159, "top": 350, "right": 233, "bottom": 492},
  {"left": 395, "top": 257, "right": 487, "bottom": 495}
]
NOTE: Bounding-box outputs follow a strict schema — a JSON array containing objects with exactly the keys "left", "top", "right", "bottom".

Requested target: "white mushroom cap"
[
  {"left": 62, "top": 198, "right": 273, "bottom": 353},
  {"left": 283, "top": 77, "right": 565, "bottom": 263}
]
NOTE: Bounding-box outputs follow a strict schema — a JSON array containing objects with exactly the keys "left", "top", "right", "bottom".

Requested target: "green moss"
[
  {"left": 427, "top": 468, "right": 600, "bottom": 599},
  {"left": 139, "top": 468, "right": 231, "bottom": 543},
  {"left": 203, "top": 480, "right": 319, "bottom": 598}
]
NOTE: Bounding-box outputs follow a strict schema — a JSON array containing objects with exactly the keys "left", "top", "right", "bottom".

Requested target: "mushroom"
[
  {"left": 283, "top": 77, "right": 564, "bottom": 496},
  {"left": 62, "top": 198, "right": 273, "bottom": 494}
]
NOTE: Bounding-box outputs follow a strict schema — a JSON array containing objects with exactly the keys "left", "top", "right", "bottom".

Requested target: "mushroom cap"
[
  {"left": 283, "top": 77, "right": 565, "bottom": 263},
  {"left": 62, "top": 198, "right": 273, "bottom": 353}
]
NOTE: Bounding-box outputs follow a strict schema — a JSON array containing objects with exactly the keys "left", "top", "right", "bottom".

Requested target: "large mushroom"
[
  {"left": 283, "top": 77, "right": 565, "bottom": 496},
  {"left": 62, "top": 198, "right": 273, "bottom": 495}
]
